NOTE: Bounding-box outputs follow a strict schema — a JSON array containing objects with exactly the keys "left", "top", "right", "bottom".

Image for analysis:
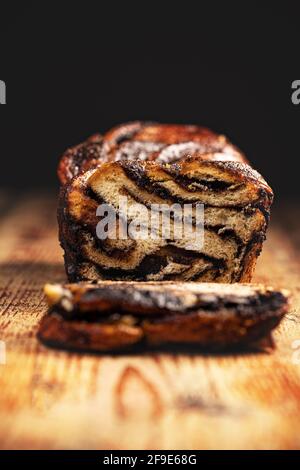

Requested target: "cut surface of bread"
[
  {"left": 57, "top": 122, "right": 273, "bottom": 283},
  {"left": 38, "top": 281, "right": 289, "bottom": 352}
]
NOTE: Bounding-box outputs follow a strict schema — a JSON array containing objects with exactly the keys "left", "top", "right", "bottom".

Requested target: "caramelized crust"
[
  {"left": 58, "top": 133, "right": 103, "bottom": 185},
  {"left": 57, "top": 122, "right": 246, "bottom": 185}
]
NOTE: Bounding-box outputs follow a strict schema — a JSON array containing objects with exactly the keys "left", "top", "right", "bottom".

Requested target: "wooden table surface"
[{"left": 0, "top": 193, "right": 299, "bottom": 450}]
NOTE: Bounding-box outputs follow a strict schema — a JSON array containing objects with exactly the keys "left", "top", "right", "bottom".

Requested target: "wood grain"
[{"left": 0, "top": 194, "right": 299, "bottom": 450}]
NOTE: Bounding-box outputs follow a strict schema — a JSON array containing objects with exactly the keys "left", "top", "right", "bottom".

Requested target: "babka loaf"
[
  {"left": 58, "top": 122, "right": 273, "bottom": 283},
  {"left": 39, "top": 281, "right": 289, "bottom": 351}
]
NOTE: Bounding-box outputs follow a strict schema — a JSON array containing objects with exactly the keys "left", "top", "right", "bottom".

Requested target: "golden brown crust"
[
  {"left": 38, "top": 313, "right": 142, "bottom": 351},
  {"left": 57, "top": 122, "right": 247, "bottom": 185},
  {"left": 57, "top": 133, "right": 103, "bottom": 185}
]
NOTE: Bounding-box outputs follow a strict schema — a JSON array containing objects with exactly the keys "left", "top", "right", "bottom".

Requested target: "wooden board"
[{"left": 0, "top": 194, "right": 299, "bottom": 450}]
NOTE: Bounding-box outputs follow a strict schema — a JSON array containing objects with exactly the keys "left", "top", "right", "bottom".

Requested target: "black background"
[{"left": 0, "top": 1, "right": 300, "bottom": 199}]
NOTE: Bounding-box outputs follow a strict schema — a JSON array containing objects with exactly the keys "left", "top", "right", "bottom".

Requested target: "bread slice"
[{"left": 38, "top": 281, "right": 289, "bottom": 352}]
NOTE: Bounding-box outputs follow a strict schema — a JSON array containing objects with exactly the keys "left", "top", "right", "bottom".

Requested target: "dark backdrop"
[{"left": 1, "top": 2, "right": 300, "bottom": 198}]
